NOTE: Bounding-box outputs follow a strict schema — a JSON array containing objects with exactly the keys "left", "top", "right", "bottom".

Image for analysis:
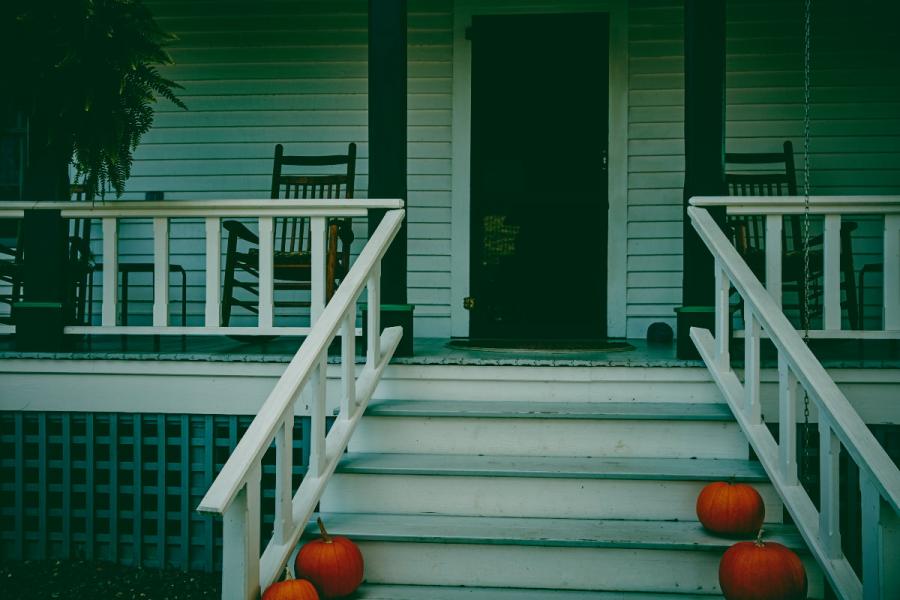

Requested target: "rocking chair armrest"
[{"left": 223, "top": 220, "right": 259, "bottom": 245}]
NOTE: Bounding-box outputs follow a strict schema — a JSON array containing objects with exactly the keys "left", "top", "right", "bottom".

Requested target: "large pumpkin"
[
  {"left": 262, "top": 572, "right": 319, "bottom": 600},
  {"left": 295, "top": 518, "right": 364, "bottom": 598},
  {"left": 719, "top": 532, "right": 807, "bottom": 600},
  {"left": 697, "top": 481, "right": 765, "bottom": 536}
]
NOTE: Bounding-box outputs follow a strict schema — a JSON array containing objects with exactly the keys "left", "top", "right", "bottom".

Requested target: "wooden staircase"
[{"left": 303, "top": 375, "right": 825, "bottom": 598}]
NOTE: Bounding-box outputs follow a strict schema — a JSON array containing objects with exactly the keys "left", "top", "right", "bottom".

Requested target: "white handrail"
[
  {"left": 0, "top": 199, "right": 405, "bottom": 337},
  {"left": 198, "top": 208, "right": 404, "bottom": 599},
  {"left": 692, "top": 195, "right": 900, "bottom": 215},
  {"left": 688, "top": 201, "right": 900, "bottom": 600}
]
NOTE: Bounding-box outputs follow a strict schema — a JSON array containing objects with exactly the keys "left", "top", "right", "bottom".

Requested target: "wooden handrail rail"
[{"left": 691, "top": 195, "right": 900, "bottom": 215}]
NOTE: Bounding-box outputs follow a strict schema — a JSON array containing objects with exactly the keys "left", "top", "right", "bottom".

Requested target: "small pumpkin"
[
  {"left": 697, "top": 481, "right": 765, "bottom": 536},
  {"left": 262, "top": 568, "right": 319, "bottom": 600},
  {"left": 295, "top": 517, "right": 364, "bottom": 598},
  {"left": 719, "top": 530, "right": 807, "bottom": 600}
]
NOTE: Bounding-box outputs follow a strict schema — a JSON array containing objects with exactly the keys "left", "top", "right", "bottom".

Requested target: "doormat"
[{"left": 447, "top": 339, "right": 635, "bottom": 353}]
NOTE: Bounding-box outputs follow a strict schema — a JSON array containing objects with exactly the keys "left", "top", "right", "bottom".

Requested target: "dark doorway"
[{"left": 469, "top": 12, "right": 609, "bottom": 341}]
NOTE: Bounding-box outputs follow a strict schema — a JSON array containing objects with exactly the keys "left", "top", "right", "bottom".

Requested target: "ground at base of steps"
[{"left": 1, "top": 559, "right": 220, "bottom": 600}]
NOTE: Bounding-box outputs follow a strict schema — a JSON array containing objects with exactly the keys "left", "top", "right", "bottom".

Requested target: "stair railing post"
[
  {"left": 714, "top": 260, "right": 730, "bottom": 367},
  {"left": 819, "top": 416, "right": 842, "bottom": 558},
  {"left": 765, "top": 214, "right": 783, "bottom": 307},
  {"left": 777, "top": 354, "right": 798, "bottom": 485},
  {"left": 308, "top": 358, "right": 327, "bottom": 479},
  {"left": 258, "top": 216, "right": 274, "bottom": 330},
  {"left": 367, "top": 262, "right": 382, "bottom": 368},
  {"left": 822, "top": 214, "right": 841, "bottom": 331},
  {"left": 884, "top": 214, "right": 900, "bottom": 330},
  {"left": 221, "top": 465, "right": 261, "bottom": 600},
  {"left": 205, "top": 217, "right": 221, "bottom": 327},
  {"left": 273, "top": 416, "right": 294, "bottom": 546},
  {"left": 341, "top": 312, "right": 357, "bottom": 414},
  {"left": 744, "top": 310, "right": 761, "bottom": 425}
]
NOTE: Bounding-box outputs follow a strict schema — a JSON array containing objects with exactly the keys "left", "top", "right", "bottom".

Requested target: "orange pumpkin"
[
  {"left": 719, "top": 531, "right": 807, "bottom": 600},
  {"left": 697, "top": 481, "right": 765, "bottom": 536},
  {"left": 262, "top": 572, "right": 319, "bottom": 600},
  {"left": 295, "top": 518, "right": 364, "bottom": 598}
]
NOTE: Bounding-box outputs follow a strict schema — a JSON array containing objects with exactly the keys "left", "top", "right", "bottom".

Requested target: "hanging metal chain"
[{"left": 801, "top": 0, "right": 813, "bottom": 488}]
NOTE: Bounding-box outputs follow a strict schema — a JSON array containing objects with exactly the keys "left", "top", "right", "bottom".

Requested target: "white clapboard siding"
[
  {"left": 625, "top": 0, "right": 900, "bottom": 338},
  {"left": 107, "top": 0, "right": 453, "bottom": 336}
]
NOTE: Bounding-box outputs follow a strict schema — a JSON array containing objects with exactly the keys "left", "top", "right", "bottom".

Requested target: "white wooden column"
[
  {"left": 258, "top": 217, "right": 274, "bottom": 329},
  {"left": 205, "top": 217, "right": 221, "bottom": 327},
  {"left": 307, "top": 358, "right": 327, "bottom": 479},
  {"left": 152, "top": 217, "right": 170, "bottom": 327},
  {"left": 101, "top": 218, "right": 118, "bottom": 326},
  {"left": 778, "top": 355, "right": 798, "bottom": 485},
  {"left": 310, "top": 216, "right": 326, "bottom": 324},
  {"left": 884, "top": 214, "right": 900, "bottom": 330},
  {"left": 765, "top": 214, "right": 783, "bottom": 307},
  {"left": 221, "top": 465, "right": 261, "bottom": 600},
  {"left": 823, "top": 214, "right": 842, "bottom": 330}
]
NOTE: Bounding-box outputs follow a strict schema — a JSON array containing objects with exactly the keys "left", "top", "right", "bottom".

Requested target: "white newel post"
[
  {"left": 101, "top": 218, "right": 119, "bottom": 327},
  {"left": 884, "top": 214, "right": 900, "bottom": 330},
  {"left": 367, "top": 263, "right": 382, "bottom": 369},
  {"left": 819, "top": 418, "right": 842, "bottom": 558},
  {"left": 152, "top": 217, "right": 170, "bottom": 327},
  {"left": 273, "top": 417, "right": 293, "bottom": 546},
  {"left": 308, "top": 358, "right": 327, "bottom": 479},
  {"left": 822, "top": 214, "right": 841, "bottom": 331},
  {"left": 341, "top": 312, "right": 356, "bottom": 414},
  {"left": 222, "top": 465, "right": 261, "bottom": 600},
  {"left": 744, "top": 311, "right": 761, "bottom": 425},
  {"left": 258, "top": 217, "right": 274, "bottom": 329},
  {"left": 310, "top": 216, "right": 326, "bottom": 325},
  {"left": 765, "top": 214, "right": 783, "bottom": 307},
  {"left": 205, "top": 217, "right": 221, "bottom": 327},
  {"left": 860, "top": 470, "right": 900, "bottom": 599}
]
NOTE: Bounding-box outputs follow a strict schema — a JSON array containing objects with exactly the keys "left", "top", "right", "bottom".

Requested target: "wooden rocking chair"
[
  {"left": 725, "top": 140, "right": 859, "bottom": 328},
  {"left": 220, "top": 143, "right": 357, "bottom": 326}
]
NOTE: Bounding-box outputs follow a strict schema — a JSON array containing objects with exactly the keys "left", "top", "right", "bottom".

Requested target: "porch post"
[
  {"left": 677, "top": 0, "right": 727, "bottom": 359},
  {"left": 368, "top": 0, "right": 413, "bottom": 352},
  {"left": 15, "top": 112, "right": 71, "bottom": 351}
]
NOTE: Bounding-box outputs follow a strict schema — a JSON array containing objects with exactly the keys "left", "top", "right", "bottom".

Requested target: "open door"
[{"left": 469, "top": 12, "right": 609, "bottom": 341}]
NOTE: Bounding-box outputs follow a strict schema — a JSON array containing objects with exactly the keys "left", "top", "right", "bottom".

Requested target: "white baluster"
[
  {"left": 778, "top": 355, "right": 798, "bottom": 485},
  {"left": 715, "top": 260, "right": 730, "bottom": 367},
  {"left": 367, "top": 263, "right": 382, "bottom": 369},
  {"left": 308, "top": 358, "right": 327, "bottom": 479},
  {"left": 152, "top": 217, "right": 169, "bottom": 327},
  {"left": 205, "top": 217, "right": 221, "bottom": 327},
  {"left": 258, "top": 217, "right": 274, "bottom": 329},
  {"left": 341, "top": 312, "right": 356, "bottom": 415},
  {"left": 765, "top": 214, "right": 783, "bottom": 307},
  {"left": 221, "top": 465, "right": 261, "bottom": 600},
  {"left": 823, "top": 214, "right": 841, "bottom": 331},
  {"left": 744, "top": 310, "right": 761, "bottom": 425},
  {"left": 819, "top": 417, "right": 842, "bottom": 558},
  {"left": 310, "top": 216, "right": 326, "bottom": 325},
  {"left": 273, "top": 417, "right": 293, "bottom": 546},
  {"left": 884, "top": 214, "right": 900, "bottom": 330},
  {"left": 102, "top": 218, "right": 118, "bottom": 327}
]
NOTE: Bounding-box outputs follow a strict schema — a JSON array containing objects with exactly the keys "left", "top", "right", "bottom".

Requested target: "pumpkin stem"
[
  {"left": 755, "top": 529, "right": 765, "bottom": 547},
  {"left": 317, "top": 517, "right": 332, "bottom": 543},
  {"left": 284, "top": 566, "right": 293, "bottom": 581}
]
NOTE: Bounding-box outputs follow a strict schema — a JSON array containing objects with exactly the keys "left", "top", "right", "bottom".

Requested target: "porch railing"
[
  {"left": 688, "top": 198, "right": 900, "bottom": 600},
  {"left": 197, "top": 208, "right": 404, "bottom": 599},
  {"left": 0, "top": 199, "right": 403, "bottom": 336}
]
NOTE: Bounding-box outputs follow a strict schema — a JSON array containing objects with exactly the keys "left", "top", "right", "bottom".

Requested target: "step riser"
[
  {"left": 324, "top": 474, "right": 783, "bottom": 522},
  {"left": 350, "top": 417, "right": 748, "bottom": 459},
  {"left": 356, "top": 541, "right": 824, "bottom": 597}
]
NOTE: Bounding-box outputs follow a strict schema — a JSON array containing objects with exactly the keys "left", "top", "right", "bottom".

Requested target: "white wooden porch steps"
[{"left": 307, "top": 397, "right": 823, "bottom": 596}]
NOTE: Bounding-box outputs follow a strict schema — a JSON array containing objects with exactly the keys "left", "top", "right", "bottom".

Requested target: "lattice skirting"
[{"left": 0, "top": 412, "right": 316, "bottom": 572}]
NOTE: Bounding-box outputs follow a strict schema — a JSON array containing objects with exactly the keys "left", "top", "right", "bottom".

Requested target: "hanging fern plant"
[{"left": 2, "top": 0, "right": 186, "bottom": 199}]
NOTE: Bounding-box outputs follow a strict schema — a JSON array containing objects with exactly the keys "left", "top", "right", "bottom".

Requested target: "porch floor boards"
[{"left": 0, "top": 336, "right": 896, "bottom": 368}]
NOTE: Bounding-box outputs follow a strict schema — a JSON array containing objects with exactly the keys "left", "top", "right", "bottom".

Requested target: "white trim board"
[{"left": 450, "top": 0, "right": 629, "bottom": 337}]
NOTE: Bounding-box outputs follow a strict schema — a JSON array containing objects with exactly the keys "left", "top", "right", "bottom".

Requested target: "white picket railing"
[
  {"left": 197, "top": 208, "right": 404, "bottom": 599},
  {"left": 688, "top": 199, "right": 900, "bottom": 600},
  {"left": 0, "top": 199, "right": 403, "bottom": 336},
  {"left": 691, "top": 196, "right": 900, "bottom": 339}
]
